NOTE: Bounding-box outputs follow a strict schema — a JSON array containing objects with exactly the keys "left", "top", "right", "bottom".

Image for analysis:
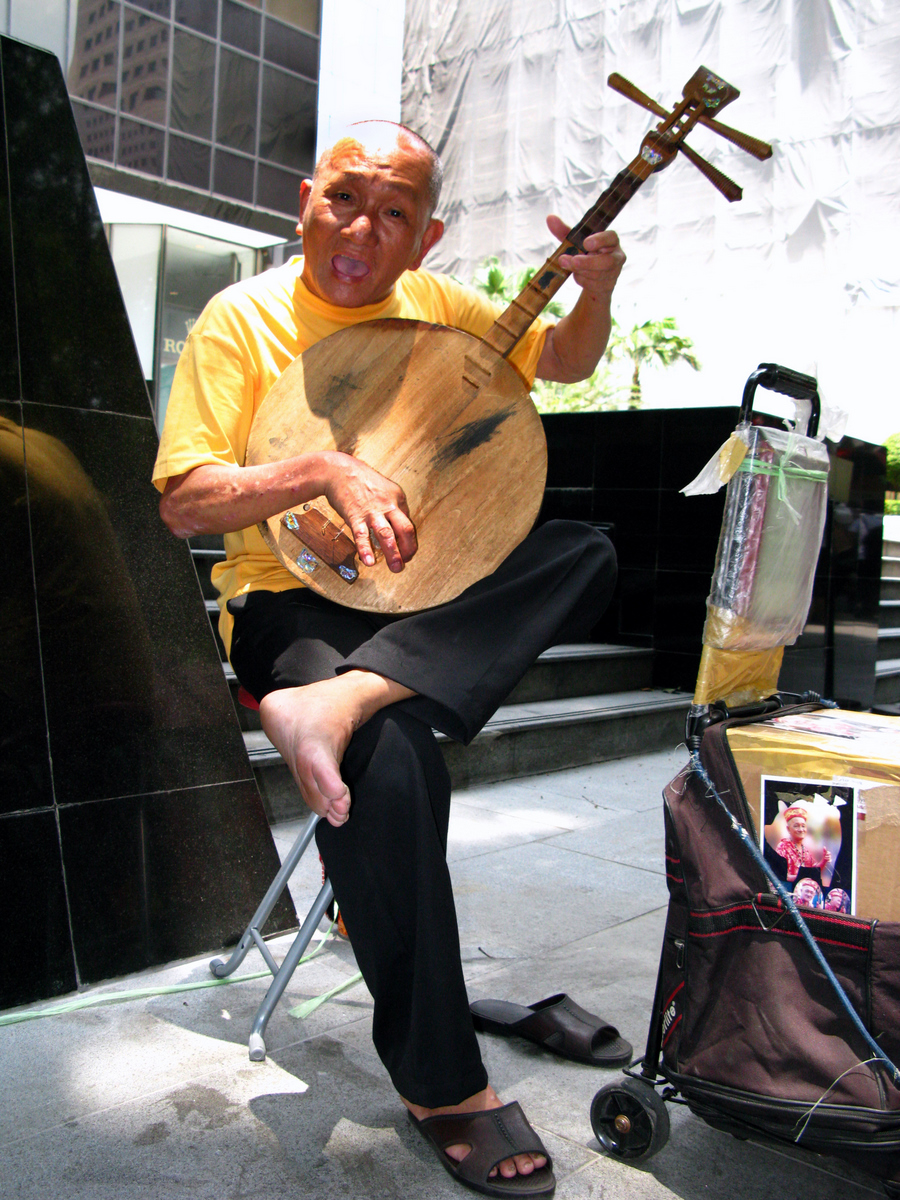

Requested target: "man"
[{"left": 155, "top": 122, "right": 624, "bottom": 1198}]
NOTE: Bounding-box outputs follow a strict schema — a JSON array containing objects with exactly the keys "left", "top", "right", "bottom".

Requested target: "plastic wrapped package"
[
  {"left": 688, "top": 421, "right": 830, "bottom": 707},
  {"left": 704, "top": 423, "right": 829, "bottom": 647}
]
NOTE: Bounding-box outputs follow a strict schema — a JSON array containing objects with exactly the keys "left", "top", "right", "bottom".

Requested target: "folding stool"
[{"left": 209, "top": 684, "right": 334, "bottom": 1060}]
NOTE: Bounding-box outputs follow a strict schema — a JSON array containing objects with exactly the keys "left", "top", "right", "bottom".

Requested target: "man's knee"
[{"left": 532, "top": 518, "right": 617, "bottom": 577}]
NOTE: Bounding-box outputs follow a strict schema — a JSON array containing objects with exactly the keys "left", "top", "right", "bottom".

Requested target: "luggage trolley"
[{"left": 589, "top": 365, "right": 900, "bottom": 1196}]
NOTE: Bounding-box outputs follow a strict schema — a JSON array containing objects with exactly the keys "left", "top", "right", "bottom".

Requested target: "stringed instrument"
[{"left": 246, "top": 66, "right": 771, "bottom": 613}]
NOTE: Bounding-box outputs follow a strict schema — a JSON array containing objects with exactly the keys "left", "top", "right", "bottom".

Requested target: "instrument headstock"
[{"left": 682, "top": 67, "right": 740, "bottom": 113}]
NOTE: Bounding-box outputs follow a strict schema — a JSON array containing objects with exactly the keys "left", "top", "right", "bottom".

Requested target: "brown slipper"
[
  {"left": 409, "top": 1101, "right": 555, "bottom": 1197},
  {"left": 470, "top": 994, "right": 632, "bottom": 1066}
]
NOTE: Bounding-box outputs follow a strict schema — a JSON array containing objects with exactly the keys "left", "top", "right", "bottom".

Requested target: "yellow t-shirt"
[{"left": 152, "top": 258, "right": 552, "bottom": 656}]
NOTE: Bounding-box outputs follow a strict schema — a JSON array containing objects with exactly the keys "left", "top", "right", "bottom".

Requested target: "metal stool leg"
[
  {"left": 209, "top": 813, "right": 336, "bottom": 1059},
  {"left": 248, "top": 875, "right": 333, "bottom": 1060}
]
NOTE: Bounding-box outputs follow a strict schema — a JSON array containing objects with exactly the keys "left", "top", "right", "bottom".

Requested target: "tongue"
[{"left": 334, "top": 255, "right": 370, "bottom": 278}]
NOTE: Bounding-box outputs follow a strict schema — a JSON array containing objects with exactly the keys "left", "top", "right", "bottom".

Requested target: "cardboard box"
[{"left": 726, "top": 710, "right": 900, "bottom": 922}]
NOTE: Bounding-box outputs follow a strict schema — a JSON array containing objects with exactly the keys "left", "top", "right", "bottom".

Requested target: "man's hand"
[
  {"left": 535, "top": 218, "right": 626, "bottom": 384},
  {"left": 159, "top": 451, "right": 417, "bottom": 573},
  {"left": 548, "top": 216, "right": 626, "bottom": 304},
  {"left": 322, "top": 453, "right": 417, "bottom": 572}
]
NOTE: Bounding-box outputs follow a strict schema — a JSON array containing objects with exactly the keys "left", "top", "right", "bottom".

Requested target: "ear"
[
  {"left": 296, "top": 178, "right": 313, "bottom": 235},
  {"left": 409, "top": 218, "right": 444, "bottom": 271}
]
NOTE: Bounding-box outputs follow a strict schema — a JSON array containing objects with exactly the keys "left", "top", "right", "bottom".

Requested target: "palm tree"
[{"left": 605, "top": 317, "right": 700, "bottom": 408}]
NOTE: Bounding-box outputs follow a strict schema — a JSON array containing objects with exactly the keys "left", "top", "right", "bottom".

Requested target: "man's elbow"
[{"left": 158, "top": 478, "right": 203, "bottom": 538}]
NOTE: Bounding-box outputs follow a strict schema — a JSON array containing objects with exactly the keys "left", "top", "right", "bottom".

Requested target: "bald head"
[{"left": 315, "top": 121, "right": 443, "bottom": 217}]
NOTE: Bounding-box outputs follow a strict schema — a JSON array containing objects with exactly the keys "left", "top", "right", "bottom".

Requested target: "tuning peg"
[
  {"left": 608, "top": 71, "right": 773, "bottom": 162},
  {"left": 698, "top": 114, "right": 772, "bottom": 161},
  {"left": 678, "top": 142, "right": 743, "bottom": 202},
  {"left": 607, "top": 73, "right": 669, "bottom": 120}
]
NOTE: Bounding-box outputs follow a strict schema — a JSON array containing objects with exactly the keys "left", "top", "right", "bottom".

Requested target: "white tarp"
[{"left": 402, "top": 0, "right": 900, "bottom": 443}]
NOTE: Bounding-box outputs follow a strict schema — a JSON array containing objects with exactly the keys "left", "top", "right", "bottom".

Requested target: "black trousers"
[{"left": 228, "top": 520, "right": 616, "bottom": 1106}]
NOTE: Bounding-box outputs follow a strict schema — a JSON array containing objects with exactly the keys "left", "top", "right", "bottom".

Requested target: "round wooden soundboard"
[{"left": 245, "top": 318, "right": 548, "bottom": 613}]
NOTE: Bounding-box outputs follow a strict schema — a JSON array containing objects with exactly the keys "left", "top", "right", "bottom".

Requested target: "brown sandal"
[
  {"left": 409, "top": 1101, "right": 555, "bottom": 1197},
  {"left": 470, "top": 994, "right": 632, "bottom": 1066}
]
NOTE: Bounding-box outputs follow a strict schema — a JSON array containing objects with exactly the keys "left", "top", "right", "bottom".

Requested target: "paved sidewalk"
[{"left": 0, "top": 748, "right": 886, "bottom": 1199}]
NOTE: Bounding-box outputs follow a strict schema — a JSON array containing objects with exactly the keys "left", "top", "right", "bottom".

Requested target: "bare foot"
[
  {"left": 402, "top": 1084, "right": 547, "bottom": 1181},
  {"left": 258, "top": 671, "right": 415, "bottom": 828}
]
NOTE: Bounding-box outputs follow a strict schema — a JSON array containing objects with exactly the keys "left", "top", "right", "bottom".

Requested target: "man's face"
[
  {"left": 787, "top": 815, "right": 807, "bottom": 839},
  {"left": 297, "top": 133, "right": 444, "bottom": 308}
]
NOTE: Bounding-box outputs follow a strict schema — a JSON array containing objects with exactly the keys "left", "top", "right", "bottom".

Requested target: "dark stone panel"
[
  {"left": 0, "top": 810, "right": 76, "bottom": 1007},
  {"left": 833, "top": 616, "right": 879, "bottom": 710},
  {"left": 541, "top": 412, "right": 596, "bottom": 488},
  {"left": 659, "top": 406, "right": 739, "bottom": 491},
  {"left": 60, "top": 781, "right": 295, "bottom": 984},
  {"left": 593, "top": 409, "right": 665, "bottom": 491},
  {"left": 0, "top": 67, "right": 18, "bottom": 402},
  {"left": 611, "top": 567, "right": 656, "bottom": 640},
  {"left": 20, "top": 401, "right": 252, "bottom": 805},
  {"left": 0, "top": 401, "right": 53, "bottom": 813},
  {"left": 652, "top": 569, "right": 710, "bottom": 657},
  {"left": 592, "top": 488, "right": 661, "bottom": 570},
  {"left": 0, "top": 37, "right": 150, "bottom": 417},
  {"left": 652, "top": 649, "right": 703, "bottom": 695},
  {"left": 537, "top": 487, "right": 594, "bottom": 525},
  {"left": 779, "top": 645, "right": 827, "bottom": 699},
  {"left": 657, "top": 488, "right": 727, "bottom": 572}
]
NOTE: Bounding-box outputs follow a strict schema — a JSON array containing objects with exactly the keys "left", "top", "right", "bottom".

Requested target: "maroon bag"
[{"left": 657, "top": 717, "right": 900, "bottom": 1192}]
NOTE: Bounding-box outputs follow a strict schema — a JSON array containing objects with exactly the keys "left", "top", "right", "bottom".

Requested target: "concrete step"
[
  {"left": 884, "top": 557, "right": 900, "bottom": 580},
  {"left": 878, "top": 629, "right": 900, "bottom": 660},
  {"left": 245, "top": 687, "right": 690, "bottom": 822},
  {"left": 223, "top": 642, "right": 656, "bottom": 731},
  {"left": 883, "top": 577, "right": 900, "bottom": 602},
  {"left": 881, "top": 599, "right": 900, "bottom": 629}
]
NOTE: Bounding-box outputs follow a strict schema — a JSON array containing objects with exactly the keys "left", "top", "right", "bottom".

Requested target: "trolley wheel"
[{"left": 590, "top": 1077, "right": 670, "bottom": 1162}]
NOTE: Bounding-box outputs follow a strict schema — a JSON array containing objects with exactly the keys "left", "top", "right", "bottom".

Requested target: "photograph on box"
[{"left": 760, "top": 777, "right": 857, "bottom": 914}]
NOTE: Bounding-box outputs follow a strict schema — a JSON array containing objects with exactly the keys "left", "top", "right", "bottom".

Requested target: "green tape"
[
  {"left": 0, "top": 924, "right": 337, "bottom": 1027},
  {"left": 736, "top": 459, "right": 828, "bottom": 483},
  {"left": 288, "top": 971, "right": 364, "bottom": 1020}
]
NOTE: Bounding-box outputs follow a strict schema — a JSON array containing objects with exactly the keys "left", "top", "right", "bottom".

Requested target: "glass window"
[
  {"left": 222, "top": 0, "right": 261, "bottom": 54},
  {"left": 156, "top": 228, "right": 256, "bottom": 427},
  {"left": 265, "top": 0, "right": 318, "bottom": 35},
  {"left": 171, "top": 28, "right": 215, "bottom": 139},
  {"left": 174, "top": 0, "right": 217, "bottom": 36},
  {"left": 130, "top": 0, "right": 171, "bottom": 15},
  {"left": 256, "top": 160, "right": 302, "bottom": 216},
  {"left": 214, "top": 149, "right": 254, "bottom": 202},
  {"left": 121, "top": 9, "right": 168, "bottom": 125},
  {"left": 263, "top": 17, "right": 317, "bottom": 78},
  {"left": 168, "top": 133, "right": 211, "bottom": 189},
  {"left": 117, "top": 117, "right": 165, "bottom": 175},
  {"left": 71, "top": 101, "right": 115, "bottom": 161},
  {"left": 216, "top": 48, "right": 258, "bottom": 153},
  {"left": 259, "top": 65, "right": 315, "bottom": 170}
]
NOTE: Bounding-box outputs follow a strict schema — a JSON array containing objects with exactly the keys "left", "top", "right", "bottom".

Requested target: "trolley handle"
[{"left": 739, "top": 362, "right": 820, "bottom": 437}]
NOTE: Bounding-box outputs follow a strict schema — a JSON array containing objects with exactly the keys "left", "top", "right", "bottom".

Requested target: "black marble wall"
[
  {"left": 539, "top": 407, "right": 885, "bottom": 708},
  {"left": 0, "top": 37, "right": 294, "bottom": 1010}
]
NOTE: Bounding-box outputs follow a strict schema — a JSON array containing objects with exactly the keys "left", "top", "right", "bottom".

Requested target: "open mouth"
[{"left": 332, "top": 254, "right": 371, "bottom": 280}]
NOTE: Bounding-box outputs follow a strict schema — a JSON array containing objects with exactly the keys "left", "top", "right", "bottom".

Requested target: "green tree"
[
  {"left": 605, "top": 316, "right": 700, "bottom": 409},
  {"left": 469, "top": 256, "right": 700, "bottom": 413},
  {"left": 886, "top": 432, "right": 900, "bottom": 514},
  {"left": 886, "top": 432, "right": 900, "bottom": 491},
  {"left": 472, "top": 255, "right": 566, "bottom": 317}
]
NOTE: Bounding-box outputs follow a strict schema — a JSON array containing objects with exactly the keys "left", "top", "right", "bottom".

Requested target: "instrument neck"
[{"left": 481, "top": 153, "right": 655, "bottom": 362}]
